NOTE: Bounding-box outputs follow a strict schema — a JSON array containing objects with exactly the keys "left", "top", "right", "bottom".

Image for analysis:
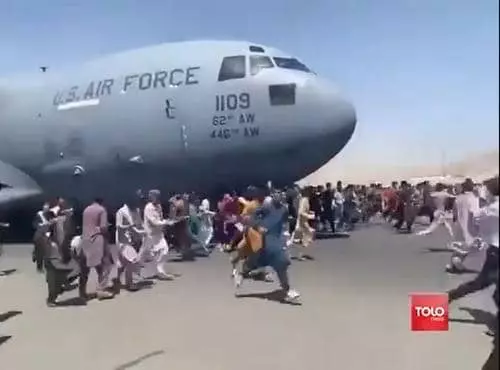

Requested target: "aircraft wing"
[{"left": 0, "top": 159, "right": 43, "bottom": 209}]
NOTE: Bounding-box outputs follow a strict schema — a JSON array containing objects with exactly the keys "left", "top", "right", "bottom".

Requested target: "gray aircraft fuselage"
[{"left": 0, "top": 40, "right": 356, "bottom": 214}]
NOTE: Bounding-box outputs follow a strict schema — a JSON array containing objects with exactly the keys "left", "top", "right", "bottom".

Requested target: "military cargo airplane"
[{"left": 0, "top": 40, "right": 356, "bottom": 220}]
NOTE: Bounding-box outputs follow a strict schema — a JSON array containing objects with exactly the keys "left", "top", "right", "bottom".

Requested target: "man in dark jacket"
[
  {"left": 320, "top": 182, "right": 335, "bottom": 233},
  {"left": 0, "top": 221, "right": 9, "bottom": 258},
  {"left": 38, "top": 207, "right": 80, "bottom": 306},
  {"left": 394, "top": 181, "right": 416, "bottom": 233},
  {"left": 285, "top": 186, "right": 299, "bottom": 234}
]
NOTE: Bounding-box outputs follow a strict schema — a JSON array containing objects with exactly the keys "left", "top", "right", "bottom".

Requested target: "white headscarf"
[
  {"left": 200, "top": 199, "right": 210, "bottom": 212},
  {"left": 263, "top": 195, "right": 273, "bottom": 206}
]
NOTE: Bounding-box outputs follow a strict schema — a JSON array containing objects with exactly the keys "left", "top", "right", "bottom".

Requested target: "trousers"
[
  {"left": 448, "top": 245, "right": 499, "bottom": 302},
  {"left": 140, "top": 235, "right": 169, "bottom": 275},
  {"left": 418, "top": 210, "right": 454, "bottom": 237},
  {"left": 320, "top": 208, "right": 335, "bottom": 233},
  {"left": 78, "top": 253, "right": 112, "bottom": 297},
  {"left": 45, "top": 259, "right": 79, "bottom": 302},
  {"left": 243, "top": 243, "right": 291, "bottom": 292}
]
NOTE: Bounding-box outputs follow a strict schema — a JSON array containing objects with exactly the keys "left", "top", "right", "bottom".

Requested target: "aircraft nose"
[
  {"left": 328, "top": 95, "right": 356, "bottom": 139},
  {"left": 308, "top": 80, "right": 357, "bottom": 155}
]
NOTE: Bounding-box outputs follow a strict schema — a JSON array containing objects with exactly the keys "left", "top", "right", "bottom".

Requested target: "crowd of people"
[
  {"left": 29, "top": 187, "right": 306, "bottom": 306},
  {"left": 0, "top": 176, "right": 498, "bottom": 368}
]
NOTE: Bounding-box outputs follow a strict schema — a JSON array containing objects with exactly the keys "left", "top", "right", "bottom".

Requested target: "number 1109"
[{"left": 215, "top": 93, "right": 250, "bottom": 111}]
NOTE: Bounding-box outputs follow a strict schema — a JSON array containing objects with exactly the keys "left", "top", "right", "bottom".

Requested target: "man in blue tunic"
[{"left": 237, "top": 191, "right": 300, "bottom": 303}]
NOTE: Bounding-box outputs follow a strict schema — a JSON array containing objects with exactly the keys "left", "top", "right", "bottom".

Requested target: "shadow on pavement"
[
  {"left": 0, "top": 269, "right": 17, "bottom": 277},
  {"left": 0, "top": 335, "right": 12, "bottom": 347},
  {"left": 424, "top": 247, "right": 454, "bottom": 253},
  {"left": 114, "top": 349, "right": 166, "bottom": 370},
  {"left": 291, "top": 255, "right": 315, "bottom": 261},
  {"left": 0, "top": 310, "right": 22, "bottom": 323},
  {"left": 54, "top": 297, "right": 89, "bottom": 307},
  {"left": 236, "top": 289, "right": 302, "bottom": 306},
  {"left": 447, "top": 267, "right": 480, "bottom": 274},
  {"left": 449, "top": 307, "right": 497, "bottom": 332},
  {"left": 136, "top": 279, "right": 155, "bottom": 288},
  {"left": 315, "top": 232, "right": 350, "bottom": 240}
]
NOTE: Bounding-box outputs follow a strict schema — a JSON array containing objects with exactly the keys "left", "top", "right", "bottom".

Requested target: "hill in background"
[{"left": 300, "top": 149, "right": 499, "bottom": 185}]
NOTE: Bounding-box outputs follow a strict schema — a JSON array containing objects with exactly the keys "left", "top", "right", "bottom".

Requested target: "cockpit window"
[
  {"left": 269, "top": 84, "right": 296, "bottom": 106},
  {"left": 218, "top": 56, "right": 246, "bottom": 81},
  {"left": 250, "top": 56, "right": 274, "bottom": 76},
  {"left": 249, "top": 45, "right": 265, "bottom": 53},
  {"left": 273, "top": 57, "right": 311, "bottom": 73}
]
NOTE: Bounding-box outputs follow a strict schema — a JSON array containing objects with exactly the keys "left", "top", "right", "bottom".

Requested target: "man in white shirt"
[
  {"left": 454, "top": 179, "right": 480, "bottom": 247},
  {"left": 417, "top": 183, "right": 455, "bottom": 237},
  {"left": 198, "top": 198, "right": 215, "bottom": 253},
  {"left": 446, "top": 180, "right": 481, "bottom": 273},
  {"left": 476, "top": 184, "right": 489, "bottom": 207},
  {"left": 334, "top": 181, "right": 345, "bottom": 228},
  {"left": 114, "top": 198, "right": 145, "bottom": 291},
  {"left": 448, "top": 176, "right": 499, "bottom": 303},
  {"left": 140, "top": 190, "right": 175, "bottom": 280}
]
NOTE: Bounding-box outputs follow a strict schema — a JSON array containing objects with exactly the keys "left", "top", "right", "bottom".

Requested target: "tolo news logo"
[{"left": 409, "top": 293, "right": 448, "bottom": 331}]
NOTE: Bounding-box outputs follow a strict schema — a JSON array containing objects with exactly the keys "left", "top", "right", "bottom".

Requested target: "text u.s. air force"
[{"left": 53, "top": 66, "right": 200, "bottom": 105}]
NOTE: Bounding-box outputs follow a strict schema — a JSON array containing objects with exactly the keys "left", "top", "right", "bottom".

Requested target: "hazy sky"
[{"left": 0, "top": 0, "right": 498, "bottom": 167}]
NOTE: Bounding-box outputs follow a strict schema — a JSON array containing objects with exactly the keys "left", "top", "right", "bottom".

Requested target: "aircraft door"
[
  {"left": 161, "top": 82, "right": 193, "bottom": 165},
  {"left": 164, "top": 96, "right": 188, "bottom": 154}
]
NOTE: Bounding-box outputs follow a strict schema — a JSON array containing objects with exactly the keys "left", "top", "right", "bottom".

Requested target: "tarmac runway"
[{"left": 0, "top": 220, "right": 496, "bottom": 370}]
